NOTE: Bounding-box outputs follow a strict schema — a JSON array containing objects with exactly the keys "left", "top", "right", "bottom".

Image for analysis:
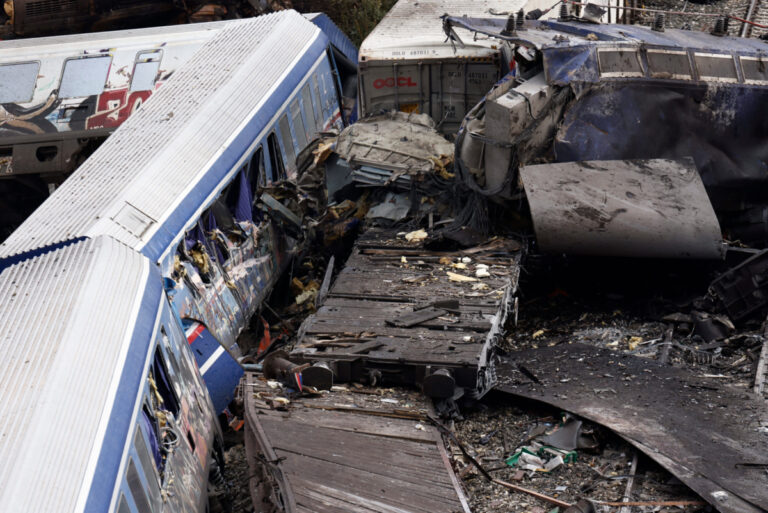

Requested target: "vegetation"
[{"left": 292, "top": 0, "right": 397, "bottom": 45}]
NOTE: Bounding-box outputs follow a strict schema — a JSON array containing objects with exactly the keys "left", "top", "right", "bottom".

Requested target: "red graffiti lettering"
[
  {"left": 372, "top": 76, "right": 418, "bottom": 89},
  {"left": 85, "top": 85, "right": 157, "bottom": 130}
]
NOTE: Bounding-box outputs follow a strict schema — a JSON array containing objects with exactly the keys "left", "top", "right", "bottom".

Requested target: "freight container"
[{"left": 358, "top": 0, "right": 522, "bottom": 135}]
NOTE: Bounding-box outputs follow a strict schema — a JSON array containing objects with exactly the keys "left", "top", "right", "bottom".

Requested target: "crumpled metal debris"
[{"left": 335, "top": 111, "right": 454, "bottom": 180}]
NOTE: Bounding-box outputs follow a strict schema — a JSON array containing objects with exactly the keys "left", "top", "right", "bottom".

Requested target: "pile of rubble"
[{"left": 224, "top": 105, "right": 768, "bottom": 513}]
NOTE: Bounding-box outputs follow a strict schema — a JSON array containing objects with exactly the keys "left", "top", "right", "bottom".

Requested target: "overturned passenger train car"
[{"left": 0, "top": 10, "right": 356, "bottom": 513}]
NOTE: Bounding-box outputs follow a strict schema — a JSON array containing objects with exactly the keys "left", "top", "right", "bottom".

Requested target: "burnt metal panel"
[
  {"left": 496, "top": 343, "right": 768, "bottom": 513},
  {"left": 520, "top": 158, "right": 724, "bottom": 259}
]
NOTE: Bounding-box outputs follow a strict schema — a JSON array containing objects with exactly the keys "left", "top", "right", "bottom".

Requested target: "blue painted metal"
[
  {"left": 185, "top": 321, "right": 244, "bottom": 414},
  {"left": 304, "top": 12, "right": 359, "bottom": 63},
  {"left": 441, "top": 16, "right": 768, "bottom": 85},
  {"left": 83, "top": 264, "right": 165, "bottom": 513},
  {"left": 141, "top": 34, "right": 330, "bottom": 261}
]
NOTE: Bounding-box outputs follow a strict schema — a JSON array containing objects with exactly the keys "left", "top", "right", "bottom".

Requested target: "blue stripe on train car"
[
  {"left": 141, "top": 33, "right": 329, "bottom": 261},
  {"left": 84, "top": 267, "right": 164, "bottom": 513},
  {"left": 185, "top": 321, "right": 244, "bottom": 414}
]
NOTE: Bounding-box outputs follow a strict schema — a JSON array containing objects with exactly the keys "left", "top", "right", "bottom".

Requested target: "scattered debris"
[
  {"left": 496, "top": 343, "right": 768, "bottom": 513},
  {"left": 290, "top": 228, "right": 520, "bottom": 400}
]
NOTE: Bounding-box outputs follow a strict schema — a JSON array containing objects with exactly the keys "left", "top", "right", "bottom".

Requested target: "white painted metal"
[
  {"left": 0, "top": 236, "right": 151, "bottom": 513},
  {"left": 0, "top": 21, "right": 232, "bottom": 108},
  {"left": 360, "top": 0, "right": 522, "bottom": 60},
  {"left": 0, "top": 11, "right": 321, "bottom": 259}
]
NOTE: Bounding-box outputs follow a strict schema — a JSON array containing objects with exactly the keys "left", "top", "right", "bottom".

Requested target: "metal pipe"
[
  {"left": 741, "top": 0, "right": 759, "bottom": 36},
  {"left": 393, "top": 62, "right": 399, "bottom": 110}
]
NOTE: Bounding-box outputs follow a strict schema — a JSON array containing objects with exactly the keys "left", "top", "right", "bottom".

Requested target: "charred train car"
[{"left": 0, "top": 10, "right": 356, "bottom": 513}]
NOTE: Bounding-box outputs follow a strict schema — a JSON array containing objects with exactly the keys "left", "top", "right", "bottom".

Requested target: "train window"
[
  {"left": 267, "top": 131, "right": 286, "bottom": 180},
  {"left": 224, "top": 166, "right": 254, "bottom": 224},
  {"left": 278, "top": 114, "right": 296, "bottom": 168},
  {"left": 140, "top": 406, "right": 162, "bottom": 471},
  {"left": 291, "top": 98, "right": 308, "bottom": 149},
  {"left": 152, "top": 346, "right": 180, "bottom": 416},
  {"left": 131, "top": 51, "right": 162, "bottom": 92},
  {"left": 160, "top": 326, "right": 186, "bottom": 398},
  {"left": 597, "top": 49, "right": 644, "bottom": 78},
  {"left": 301, "top": 84, "right": 318, "bottom": 141},
  {"left": 126, "top": 459, "right": 153, "bottom": 513},
  {"left": 311, "top": 75, "right": 324, "bottom": 131},
  {"left": 0, "top": 61, "right": 39, "bottom": 104},
  {"left": 694, "top": 53, "right": 738, "bottom": 82},
  {"left": 646, "top": 50, "right": 691, "bottom": 80},
  {"left": 117, "top": 495, "right": 130, "bottom": 513},
  {"left": 251, "top": 145, "right": 267, "bottom": 187},
  {"left": 134, "top": 426, "right": 161, "bottom": 495},
  {"left": 59, "top": 56, "right": 111, "bottom": 98}
]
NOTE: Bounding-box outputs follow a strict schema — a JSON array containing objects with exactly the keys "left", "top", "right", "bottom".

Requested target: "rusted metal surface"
[
  {"left": 292, "top": 228, "right": 521, "bottom": 398},
  {"left": 496, "top": 343, "right": 768, "bottom": 513},
  {"left": 243, "top": 373, "right": 471, "bottom": 513}
]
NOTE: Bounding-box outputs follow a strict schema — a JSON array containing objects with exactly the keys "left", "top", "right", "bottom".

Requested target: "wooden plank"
[
  {"left": 244, "top": 375, "right": 469, "bottom": 513},
  {"left": 278, "top": 453, "right": 461, "bottom": 511},
  {"left": 254, "top": 408, "right": 436, "bottom": 443}
]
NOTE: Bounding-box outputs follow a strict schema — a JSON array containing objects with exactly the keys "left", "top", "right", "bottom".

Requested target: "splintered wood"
[{"left": 243, "top": 375, "right": 470, "bottom": 513}]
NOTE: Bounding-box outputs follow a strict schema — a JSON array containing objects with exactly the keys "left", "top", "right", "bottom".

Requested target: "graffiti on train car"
[
  {"left": 0, "top": 84, "right": 164, "bottom": 135},
  {"left": 86, "top": 85, "right": 160, "bottom": 130}
]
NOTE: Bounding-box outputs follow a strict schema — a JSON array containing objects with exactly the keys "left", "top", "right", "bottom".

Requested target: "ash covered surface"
[
  {"left": 453, "top": 397, "right": 705, "bottom": 513},
  {"left": 450, "top": 255, "right": 768, "bottom": 513}
]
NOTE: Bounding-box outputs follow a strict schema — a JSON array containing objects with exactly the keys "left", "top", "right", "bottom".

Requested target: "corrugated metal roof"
[
  {"left": 0, "top": 10, "right": 324, "bottom": 260},
  {"left": 0, "top": 236, "right": 153, "bottom": 513},
  {"left": 359, "top": 0, "right": 524, "bottom": 60},
  {"left": 0, "top": 19, "right": 232, "bottom": 53}
]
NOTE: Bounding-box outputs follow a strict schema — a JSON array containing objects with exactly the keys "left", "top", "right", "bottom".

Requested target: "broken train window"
[
  {"left": 250, "top": 145, "right": 268, "bottom": 188},
  {"left": 277, "top": 114, "right": 296, "bottom": 173},
  {"left": 203, "top": 208, "right": 229, "bottom": 263},
  {"left": 183, "top": 221, "right": 215, "bottom": 284},
  {"left": 267, "top": 130, "right": 286, "bottom": 181},
  {"left": 224, "top": 165, "right": 254, "bottom": 225},
  {"left": 146, "top": 341, "right": 182, "bottom": 479}
]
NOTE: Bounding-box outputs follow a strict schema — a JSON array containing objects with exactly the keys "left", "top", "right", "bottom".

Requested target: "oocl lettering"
[{"left": 373, "top": 76, "right": 418, "bottom": 89}]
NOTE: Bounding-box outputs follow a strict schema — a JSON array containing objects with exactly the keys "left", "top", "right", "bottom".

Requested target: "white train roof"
[
  {"left": 359, "top": 0, "right": 525, "bottom": 61},
  {"left": 0, "top": 10, "right": 326, "bottom": 261},
  {"left": 0, "top": 236, "right": 160, "bottom": 513},
  {"left": 0, "top": 19, "right": 233, "bottom": 55}
]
